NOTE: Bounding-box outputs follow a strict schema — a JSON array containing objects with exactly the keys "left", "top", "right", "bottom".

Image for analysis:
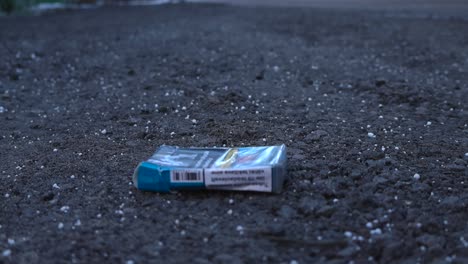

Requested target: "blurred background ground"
[{"left": 2, "top": 0, "right": 468, "bottom": 15}]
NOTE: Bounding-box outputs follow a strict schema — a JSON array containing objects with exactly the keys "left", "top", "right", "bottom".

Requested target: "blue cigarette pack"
[{"left": 133, "top": 145, "right": 287, "bottom": 193}]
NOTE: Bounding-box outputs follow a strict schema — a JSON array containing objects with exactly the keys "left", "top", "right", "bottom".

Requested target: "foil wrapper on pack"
[{"left": 133, "top": 145, "right": 287, "bottom": 193}]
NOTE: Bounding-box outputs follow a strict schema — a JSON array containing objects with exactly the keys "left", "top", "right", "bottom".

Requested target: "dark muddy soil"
[{"left": 1, "top": 3, "right": 468, "bottom": 264}]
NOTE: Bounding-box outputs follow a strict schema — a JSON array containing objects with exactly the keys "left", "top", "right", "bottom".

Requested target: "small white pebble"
[
  {"left": 460, "top": 237, "right": 468, "bottom": 247},
  {"left": 366, "top": 222, "right": 373, "bottom": 229},
  {"left": 426, "top": 121, "right": 432, "bottom": 126},
  {"left": 367, "top": 132, "right": 376, "bottom": 138},
  {"left": 53, "top": 183, "right": 60, "bottom": 189},
  {"left": 180, "top": 230, "right": 186, "bottom": 236},
  {"left": 126, "top": 260, "right": 135, "bottom": 264},
  {"left": 236, "top": 225, "right": 243, "bottom": 231},
  {"left": 70, "top": 175, "right": 75, "bottom": 179},
  {"left": 445, "top": 256, "right": 455, "bottom": 262},
  {"left": 58, "top": 222, "right": 64, "bottom": 229},
  {"left": 370, "top": 228, "right": 382, "bottom": 235},
  {"left": 53, "top": 148, "right": 58, "bottom": 152},
  {"left": 290, "top": 260, "right": 299, "bottom": 264},
  {"left": 2, "top": 249, "right": 11, "bottom": 257},
  {"left": 100, "top": 129, "right": 107, "bottom": 134},
  {"left": 60, "top": 206, "right": 70, "bottom": 213},
  {"left": 191, "top": 119, "right": 197, "bottom": 124},
  {"left": 344, "top": 231, "right": 353, "bottom": 238},
  {"left": 74, "top": 219, "right": 81, "bottom": 226},
  {"left": 96, "top": 213, "right": 102, "bottom": 218},
  {"left": 413, "top": 173, "right": 421, "bottom": 180},
  {"left": 227, "top": 209, "right": 233, "bottom": 215},
  {"left": 7, "top": 238, "right": 15, "bottom": 245},
  {"left": 228, "top": 199, "right": 234, "bottom": 204}
]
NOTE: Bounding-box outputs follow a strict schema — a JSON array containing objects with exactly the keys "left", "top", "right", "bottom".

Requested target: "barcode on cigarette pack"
[{"left": 171, "top": 170, "right": 203, "bottom": 183}]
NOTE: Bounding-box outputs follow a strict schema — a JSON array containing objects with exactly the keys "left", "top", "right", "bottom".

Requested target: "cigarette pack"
[{"left": 133, "top": 145, "right": 287, "bottom": 193}]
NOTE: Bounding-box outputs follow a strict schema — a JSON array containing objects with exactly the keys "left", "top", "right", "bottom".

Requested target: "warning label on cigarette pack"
[{"left": 204, "top": 167, "right": 272, "bottom": 192}]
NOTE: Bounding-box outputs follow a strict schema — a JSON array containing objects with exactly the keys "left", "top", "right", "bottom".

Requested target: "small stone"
[
  {"left": 42, "top": 192, "right": 55, "bottom": 202},
  {"left": 350, "top": 169, "right": 362, "bottom": 180},
  {"left": 416, "top": 234, "right": 444, "bottom": 248},
  {"left": 278, "top": 205, "right": 297, "bottom": 219},
  {"left": 2, "top": 249, "right": 11, "bottom": 257},
  {"left": 368, "top": 132, "right": 376, "bottom": 138},
  {"left": 440, "top": 196, "right": 460, "bottom": 209},
  {"left": 338, "top": 246, "right": 359, "bottom": 257},
  {"left": 58, "top": 222, "right": 64, "bottom": 229},
  {"left": 413, "top": 173, "right": 421, "bottom": 180},
  {"left": 316, "top": 205, "right": 336, "bottom": 217},
  {"left": 446, "top": 163, "right": 466, "bottom": 172},
  {"left": 60, "top": 206, "right": 70, "bottom": 213},
  {"left": 366, "top": 159, "right": 386, "bottom": 169},
  {"left": 370, "top": 228, "right": 382, "bottom": 235},
  {"left": 305, "top": 130, "right": 328, "bottom": 141},
  {"left": 375, "top": 79, "right": 386, "bottom": 87}
]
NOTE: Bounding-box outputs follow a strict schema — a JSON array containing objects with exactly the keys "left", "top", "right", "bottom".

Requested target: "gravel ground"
[{"left": 1, "top": 3, "right": 468, "bottom": 263}]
